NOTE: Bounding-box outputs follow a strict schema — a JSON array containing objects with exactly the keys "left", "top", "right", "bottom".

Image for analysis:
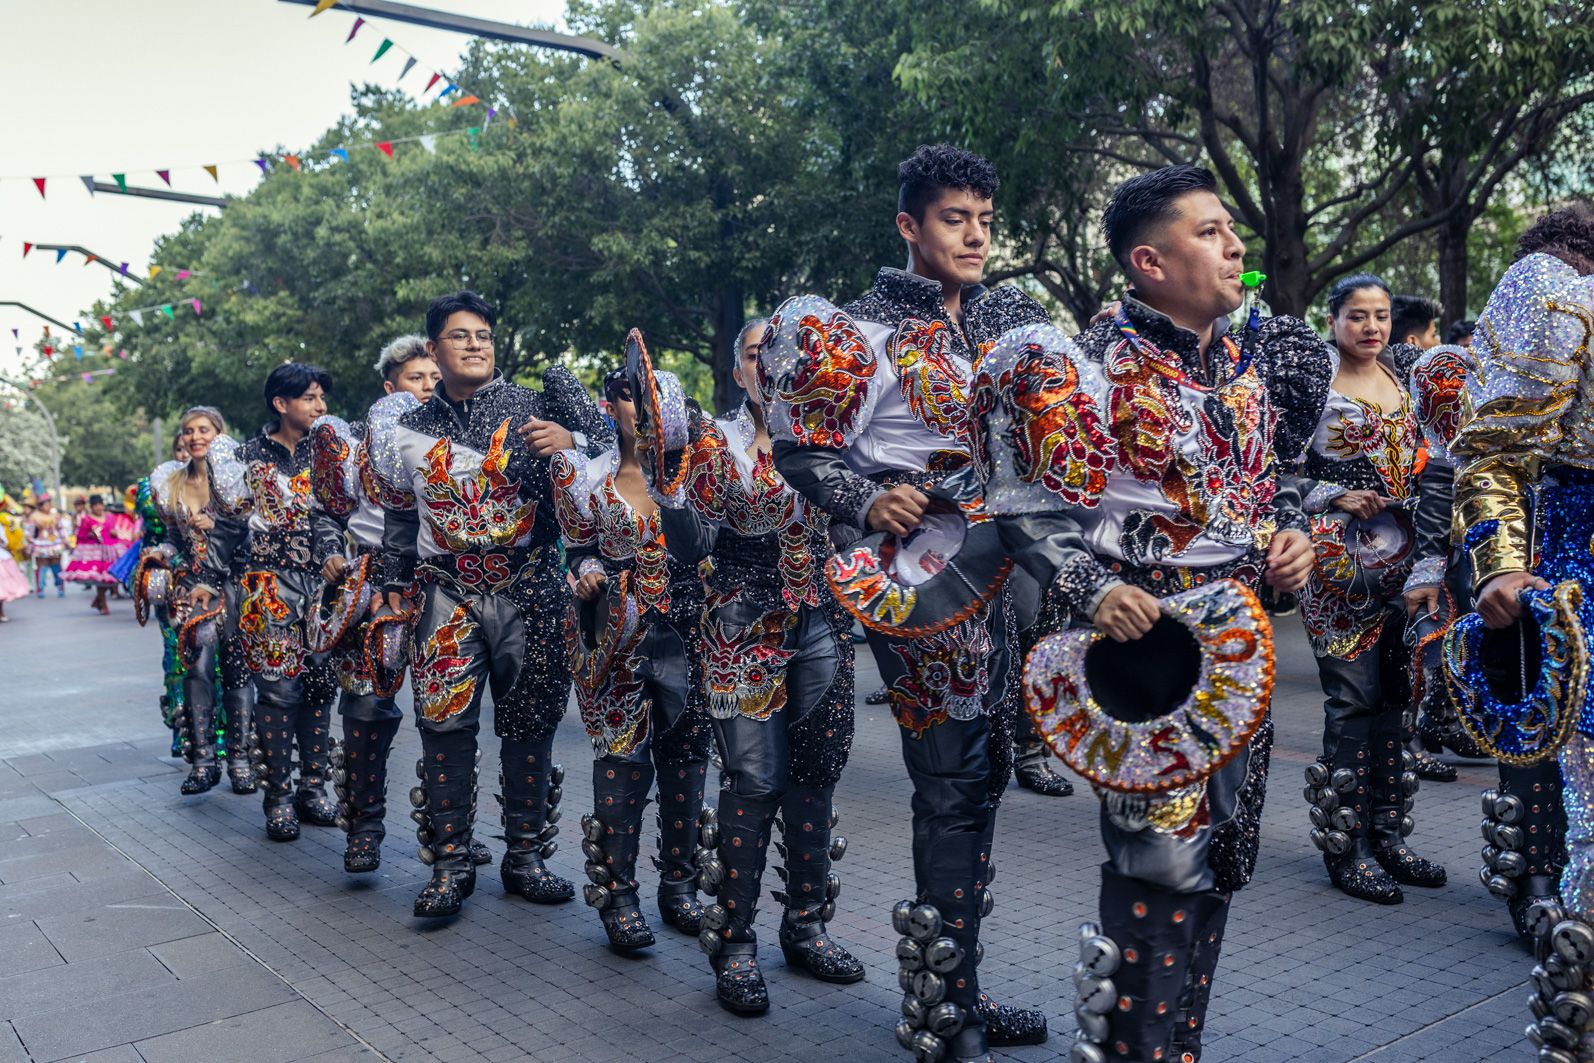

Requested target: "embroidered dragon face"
[
  {"left": 1003, "top": 344, "right": 1115, "bottom": 507},
  {"left": 890, "top": 318, "right": 969, "bottom": 444},
  {"left": 1411, "top": 348, "right": 1467, "bottom": 452},
  {"left": 704, "top": 608, "right": 798, "bottom": 721},
  {"left": 421, "top": 418, "right": 539, "bottom": 552},
  {"left": 246, "top": 462, "right": 313, "bottom": 530},
  {"left": 310, "top": 422, "right": 357, "bottom": 519},
  {"left": 760, "top": 303, "right": 876, "bottom": 449}
]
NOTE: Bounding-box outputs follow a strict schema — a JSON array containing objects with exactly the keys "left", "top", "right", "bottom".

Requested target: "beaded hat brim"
[{"left": 306, "top": 553, "right": 373, "bottom": 654}]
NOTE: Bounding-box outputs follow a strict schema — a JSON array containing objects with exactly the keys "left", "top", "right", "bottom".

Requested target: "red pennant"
[
  {"left": 425, "top": 72, "right": 441, "bottom": 92},
  {"left": 43, "top": 346, "right": 53, "bottom": 358},
  {"left": 21, "top": 242, "right": 31, "bottom": 258},
  {"left": 376, "top": 141, "right": 394, "bottom": 159},
  {"left": 100, "top": 315, "right": 113, "bottom": 329},
  {"left": 156, "top": 170, "right": 171, "bottom": 186},
  {"left": 32, "top": 178, "right": 45, "bottom": 198}
]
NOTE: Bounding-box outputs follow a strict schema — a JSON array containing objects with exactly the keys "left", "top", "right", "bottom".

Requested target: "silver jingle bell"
[
  {"left": 697, "top": 856, "right": 725, "bottom": 891},
  {"left": 978, "top": 889, "right": 995, "bottom": 918},
  {"left": 582, "top": 884, "right": 610, "bottom": 909},
  {"left": 549, "top": 764, "right": 564, "bottom": 786},
  {"left": 1331, "top": 767, "right": 1357, "bottom": 793},
  {"left": 1323, "top": 830, "right": 1352, "bottom": 856},
  {"left": 1531, "top": 993, "right": 1552, "bottom": 1020},
  {"left": 417, "top": 845, "right": 434, "bottom": 866},
  {"left": 1538, "top": 1016, "right": 1579, "bottom": 1050},
  {"left": 901, "top": 993, "right": 927, "bottom": 1026},
  {"left": 892, "top": 900, "right": 917, "bottom": 936},
  {"left": 898, "top": 967, "right": 916, "bottom": 994},
  {"left": 924, "top": 937, "right": 963, "bottom": 975},
  {"left": 1069, "top": 1042, "right": 1109, "bottom": 1063},
  {"left": 1481, "top": 787, "right": 1500, "bottom": 814},
  {"left": 1077, "top": 974, "right": 1117, "bottom": 1015},
  {"left": 908, "top": 903, "right": 942, "bottom": 942},
  {"left": 546, "top": 785, "right": 563, "bottom": 807},
  {"left": 1399, "top": 814, "right": 1415, "bottom": 837},
  {"left": 1483, "top": 843, "right": 1502, "bottom": 867},
  {"left": 700, "top": 822, "right": 720, "bottom": 849},
  {"left": 925, "top": 1002, "right": 965, "bottom": 1038},
  {"left": 1074, "top": 1004, "right": 1109, "bottom": 1041},
  {"left": 1329, "top": 807, "right": 1357, "bottom": 832},
  {"left": 911, "top": 970, "right": 946, "bottom": 1007},
  {"left": 409, "top": 786, "right": 426, "bottom": 809},
  {"left": 1309, "top": 827, "right": 1327, "bottom": 852},
  {"left": 1494, "top": 851, "right": 1528, "bottom": 879},
  {"left": 701, "top": 903, "right": 728, "bottom": 931},
  {"left": 826, "top": 872, "right": 842, "bottom": 899},
  {"left": 1304, "top": 761, "right": 1329, "bottom": 787},
  {"left": 1080, "top": 934, "right": 1123, "bottom": 977},
  {"left": 818, "top": 900, "right": 836, "bottom": 923},
  {"left": 909, "top": 1029, "right": 945, "bottom": 1063},
  {"left": 585, "top": 863, "right": 611, "bottom": 887},
  {"left": 1553, "top": 921, "right": 1594, "bottom": 966},
  {"left": 1545, "top": 955, "right": 1584, "bottom": 992},
  {"left": 1529, "top": 902, "right": 1570, "bottom": 941},
  {"left": 829, "top": 835, "right": 847, "bottom": 861},
  {"left": 1495, "top": 793, "right": 1526, "bottom": 825},
  {"left": 538, "top": 841, "right": 557, "bottom": 859},
  {"left": 1552, "top": 990, "right": 1594, "bottom": 1028},
  {"left": 1486, "top": 873, "right": 1518, "bottom": 900},
  {"left": 581, "top": 839, "right": 605, "bottom": 863},
  {"left": 1401, "top": 772, "right": 1420, "bottom": 796},
  {"left": 580, "top": 814, "right": 604, "bottom": 843},
  {"left": 894, "top": 1019, "right": 918, "bottom": 1051},
  {"left": 698, "top": 927, "right": 721, "bottom": 956},
  {"left": 1308, "top": 805, "right": 1329, "bottom": 830}
]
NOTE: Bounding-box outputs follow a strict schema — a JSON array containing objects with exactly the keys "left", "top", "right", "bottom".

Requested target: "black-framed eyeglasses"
[{"left": 441, "top": 330, "right": 494, "bottom": 348}]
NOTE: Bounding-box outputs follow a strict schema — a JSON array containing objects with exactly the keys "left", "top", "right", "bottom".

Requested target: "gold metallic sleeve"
[{"left": 1453, "top": 451, "right": 1539, "bottom": 589}]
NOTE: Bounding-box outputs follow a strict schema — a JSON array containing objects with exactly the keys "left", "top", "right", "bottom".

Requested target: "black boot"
[
  {"left": 1070, "top": 865, "right": 1218, "bottom": 1063},
  {"left": 970, "top": 816, "right": 1047, "bottom": 1048},
  {"left": 654, "top": 758, "right": 706, "bottom": 935},
  {"left": 1371, "top": 714, "right": 1446, "bottom": 888},
  {"left": 1415, "top": 676, "right": 1490, "bottom": 759},
  {"left": 179, "top": 682, "right": 221, "bottom": 795},
  {"left": 412, "top": 730, "right": 478, "bottom": 918},
  {"left": 1013, "top": 741, "right": 1074, "bottom": 796},
  {"left": 582, "top": 761, "right": 657, "bottom": 952},
  {"left": 697, "top": 791, "right": 778, "bottom": 1016},
  {"left": 294, "top": 701, "right": 338, "bottom": 826},
  {"left": 499, "top": 737, "right": 575, "bottom": 904},
  {"left": 1168, "top": 892, "right": 1232, "bottom": 1062},
  {"left": 892, "top": 830, "right": 989, "bottom": 1061},
  {"left": 1307, "top": 718, "right": 1401, "bottom": 904},
  {"left": 775, "top": 784, "right": 863, "bottom": 984},
  {"left": 223, "top": 686, "right": 257, "bottom": 794},
  {"left": 1484, "top": 761, "right": 1568, "bottom": 938},
  {"left": 257, "top": 697, "right": 300, "bottom": 842},
  {"left": 336, "top": 715, "right": 400, "bottom": 873}
]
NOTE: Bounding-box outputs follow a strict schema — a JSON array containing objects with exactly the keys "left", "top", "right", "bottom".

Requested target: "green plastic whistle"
[{"left": 1240, "top": 271, "right": 1267, "bottom": 289}]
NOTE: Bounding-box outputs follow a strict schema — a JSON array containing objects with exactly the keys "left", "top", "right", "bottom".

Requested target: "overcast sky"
[{"left": 0, "top": 0, "right": 565, "bottom": 376}]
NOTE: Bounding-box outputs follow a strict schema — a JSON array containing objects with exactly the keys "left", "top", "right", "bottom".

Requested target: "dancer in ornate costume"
[
  {"left": 311, "top": 336, "right": 496, "bottom": 873},
  {"left": 763, "top": 145, "right": 1050, "bottom": 1059},
  {"left": 1291, "top": 274, "right": 1447, "bottom": 903},
  {"left": 550, "top": 366, "right": 713, "bottom": 951},
  {"left": 136, "top": 407, "right": 253, "bottom": 795},
  {"left": 223, "top": 365, "right": 341, "bottom": 838},
  {"left": 129, "top": 459, "right": 188, "bottom": 755},
  {"left": 25, "top": 496, "right": 66, "bottom": 598},
  {"left": 367, "top": 291, "right": 612, "bottom": 918},
  {"left": 627, "top": 320, "right": 862, "bottom": 1011},
  {"left": 64, "top": 494, "right": 122, "bottom": 613},
  {"left": 1444, "top": 207, "right": 1594, "bottom": 1060},
  {"left": 974, "top": 166, "right": 1321, "bottom": 1063}
]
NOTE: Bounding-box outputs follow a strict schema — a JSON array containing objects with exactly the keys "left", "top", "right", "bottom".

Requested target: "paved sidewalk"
[{"left": 0, "top": 588, "right": 1538, "bottom": 1062}]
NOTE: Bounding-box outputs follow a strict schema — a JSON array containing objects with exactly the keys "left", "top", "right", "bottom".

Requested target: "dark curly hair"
[
  {"left": 897, "top": 144, "right": 999, "bottom": 220},
  {"left": 1515, "top": 204, "right": 1594, "bottom": 276}
]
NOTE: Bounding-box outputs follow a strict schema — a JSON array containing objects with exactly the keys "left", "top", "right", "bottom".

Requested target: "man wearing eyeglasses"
[{"left": 367, "top": 290, "right": 615, "bottom": 919}]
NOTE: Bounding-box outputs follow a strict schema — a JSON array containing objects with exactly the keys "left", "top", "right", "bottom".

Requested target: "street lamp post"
[{"left": 0, "top": 375, "right": 65, "bottom": 511}]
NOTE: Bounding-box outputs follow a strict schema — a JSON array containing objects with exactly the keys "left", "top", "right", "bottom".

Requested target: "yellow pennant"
[{"left": 310, "top": 0, "right": 339, "bottom": 14}]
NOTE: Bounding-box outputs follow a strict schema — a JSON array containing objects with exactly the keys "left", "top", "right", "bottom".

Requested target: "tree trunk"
[
  {"left": 1261, "top": 200, "right": 1312, "bottom": 319},
  {"left": 1436, "top": 208, "right": 1473, "bottom": 327},
  {"left": 711, "top": 282, "right": 745, "bottom": 416}
]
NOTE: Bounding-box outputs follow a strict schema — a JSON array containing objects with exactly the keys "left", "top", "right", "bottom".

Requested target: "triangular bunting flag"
[
  {"left": 345, "top": 16, "right": 365, "bottom": 42},
  {"left": 21, "top": 242, "right": 31, "bottom": 258},
  {"left": 84, "top": 254, "right": 97, "bottom": 266},
  {"left": 54, "top": 249, "right": 67, "bottom": 263},
  {"left": 329, "top": 147, "right": 349, "bottom": 163},
  {"left": 425, "top": 72, "right": 441, "bottom": 92},
  {"left": 372, "top": 39, "right": 393, "bottom": 62},
  {"left": 130, "top": 310, "right": 144, "bottom": 326},
  {"left": 399, "top": 57, "right": 416, "bottom": 80},
  {"left": 204, "top": 164, "right": 219, "bottom": 182},
  {"left": 73, "top": 346, "right": 82, "bottom": 360},
  {"left": 10, "top": 329, "right": 17, "bottom": 339},
  {"left": 80, "top": 176, "right": 95, "bottom": 196},
  {"left": 466, "top": 127, "right": 482, "bottom": 151},
  {"left": 254, "top": 158, "right": 269, "bottom": 175},
  {"left": 119, "top": 262, "right": 129, "bottom": 277},
  {"left": 160, "top": 305, "right": 174, "bottom": 319},
  {"left": 419, "top": 134, "right": 437, "bottom": 154},
  {"left": 285, "top": 155, "right": 301, "bottom": 172},
  {"left": 439, "top": 83, "right": 458, "bottom": 98},
  {"left": 100, "top": 315, "right": 113, "bottom": 329},
  {"left": 42, "top": 347, "right": 52, "bottom": 358},
  {"left": 149, "top": 266, "right": 162, "bottom": 280},
  {"left": 310, "top": 0, "right": 338, "bottom": 14},
  {"left": 451, "top": 95, "right": 481, "bottom": 108},
  {"left": 376, "top": 141, "right": 394, "bottom": 159},
  {"left": 156, "top": 170, "right": 171, "bottom": 186},
  {"left": 176, "top": 269, "right": 191, "bottom": 280},
  {"left": 112, "top": 173, "right": 127, "bottom": 193},
  {"left": 32, "top": 178, "right": 44, "bottom": 198},
  {"left": 72, "top": 322, "right": 82, "bottom": 335},
  {"left": 119, "top": 349, "right": 128, "bottom": 360},
  {"left": 190, "top": 299, "right": 202, "bottom": 316}
]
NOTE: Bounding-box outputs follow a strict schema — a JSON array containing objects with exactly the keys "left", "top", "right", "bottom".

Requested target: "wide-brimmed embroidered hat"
[
  {"left": 567, "top": 569, "right": 647, "bottom": 695},
  {"left": 1444, "top": 580, "right": 1587, "bottom": 765},
  {"left": 363, "top": 608, "right": 412, "bottom": 698},
  {"left": 307, "top": 553, "right": 374, "bottom": 654},
  {"left": 1308, "top": 505, "right": 1417, "bottom": 601},
  {"left": 624, "top": 328, "right": 690, "bottom": 494},
  {"left": 1024, "top": 578, "right": 1274, "bottom": 793},
  {"left": 825, "top": 469, "right": 1011, "bottom": 638}
]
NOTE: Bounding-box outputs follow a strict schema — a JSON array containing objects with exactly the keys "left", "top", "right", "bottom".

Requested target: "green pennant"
[
  {"left": 466, "top": 126, "right": 481, "bottom": 151},
  {"left": 112, "top": 173, "right": 127, "bottom": 193},
  {"left": 372, "top": 39, "right": 393, "bottom": 63},
  {"left": 160, "top": 305, "right": 175, "bottom": 320}
]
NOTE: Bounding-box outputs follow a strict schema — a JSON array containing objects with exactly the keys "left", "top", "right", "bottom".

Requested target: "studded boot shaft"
[
  {"left": 582, "top": 762, "right": 656, "bottom": 951},
  {"left": 775, "top": 785, "right": 863, "bottom": 984},
  {"left": 179, "top": 678, "right": 220, "bottom": 795},
  {"left": 654, "top": 759, "right": 706, "bottom": 935},
  {"left": 1307, "top": 717, "right": 1401, "bottom": 904},
  {"left": 1370, "top": 713, "right": 1446, "bottom": 888},
  {"left": 293, "top": 701, "right": 337, "bottom": 825},
  {"left": 223, "top": 686, "right": 257, "bottom": 793},
  {"left": 1167, "top": 892, "right": 1232, "bottom": 1063},
  {"left": 892, "top": 827, "right": 987, "bottom": 1061},
  {"left": 970, "top": 813, "right": 1047, "bottom": 1048},
  {"left": 1486, "top": 761, "right": 1568, "bottom": 937},
  {"left": 411, "top": 730, "right": 478, "bottom": 917},
  {"left": 696, "top": 791, "right": 779, "bottom": 1015},
  {"left": 336, "top": 715, "right": 400, "bottom": 873},
  {"left": 499, "top": 737, "right": 574, "bottom": 904},
  {"left": 256, "top": 696, "right": 301, "bottom": 841}
]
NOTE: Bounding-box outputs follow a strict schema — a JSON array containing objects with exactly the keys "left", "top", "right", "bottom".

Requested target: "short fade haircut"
[
  {"left": 263, "top": 362, "right": 333, "bottom": 413},
  {"left": 1445, "top": 319, "right": 1476, "bottom": 344},
  {"left": 1515, "top": 204, "right": 1594, "bottom": 276},
  {"left": 1390, "top": 294, "right": 1441, "bottom": 342},
  {"left": 1102, "top": 165, "right": 1222, "bottom": 273},
  {"left": 897, "top": 145, "right": 999, "bottom": 221},
  {"left": 374, "top": 334, "right": 432, "bottom": 381},
  {"left": 425, "top": 291, "right": 497, "bottom": 341}
]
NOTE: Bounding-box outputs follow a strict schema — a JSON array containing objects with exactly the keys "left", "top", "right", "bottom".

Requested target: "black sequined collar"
[
  {"left": 434, "top": 371, "right": 506, "bottom": 425},
  {"left": 870, "top": 267, "right": 987, "bottom": 324},
  {"left": 1119, "top": 292, "right": 1235, "bottom": 383}
]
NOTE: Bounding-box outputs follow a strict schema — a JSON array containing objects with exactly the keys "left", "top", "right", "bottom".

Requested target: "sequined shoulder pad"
[
  {"left": 309, "top": 414, "right": 360, "bottom": 519},
  {"left": 1257, "top": 317, "right": 1333, "bottom": 467},
  {"left": 549, "top": 447, "right": 602, "bottom": 545},
  {"left": 206, "top": 436, "right": 250, "bottom": 515},
  {"left": 970, "top": 323, "right": 1115, "bottom": 514},
  {"left": 363, "top": 391, "right": 421, "bottom": 503},
  {"left": 757, "top": 294, "right": 879, "bottom": 449},
  {"left": 1408, "top": 344, "right": 1472, "bottom": 463}
]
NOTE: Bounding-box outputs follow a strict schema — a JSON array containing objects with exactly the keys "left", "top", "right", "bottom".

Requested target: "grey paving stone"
[
  {"left": 0, "top": 918, "right": 64, "bottom": 976},
  {"left": 132, "top": 1001, "right": 356, "bottom": 1063},
  {"left": 0, "top": 945, "right": 173, "bottom": 1016},
  {"left": 0, "top": 844, "right": 133, "bottom": 885},
  {"left": 294, "top": 1047, "right": 385, "bottom": 1062},
  {"left": 35, "top": 901, "right": 210, "bottom": 962},
  {"left": 47, "top": 1047, "right": 144, "bottom": 1063},
  {"left": 0, "top": 793, "right": 62, "bottom": 822},
  {"left": 148, "top": 932, "right": 255, "bottom": 978},
  {"left": 0, "top": 1022, "right": 26, "bottom": 1063}
]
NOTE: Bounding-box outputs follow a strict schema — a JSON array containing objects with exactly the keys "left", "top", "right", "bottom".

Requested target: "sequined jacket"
[
  {"left": 371, "top": 368, "right": 613, "bottom": 594},
  {"left": 222, "top": 426, "right": 318, "bottom": 575},
  {"left": 146, "top": 438, "right": 250, "bottom": 598},
  {"left": 308, "top": 411, "right": 409, "bottom": 594},
  {"left": 651, "top": 402, "right": 826, "bottom": 614},
  {"left": 986, "top": 296, "right": 1327, "bottom": 620},
  {"left": 1451, "top": 254, "right": 1594, "bottom": 587},
  {"left": 771, "top": 267, "right": 1050, "bottom": 530},
  {"left": 550, "top": 445, "right": 703, "bottom": 624},
  {"left": 1401, "top": 345, "right": 1474, "bottom": 590}
]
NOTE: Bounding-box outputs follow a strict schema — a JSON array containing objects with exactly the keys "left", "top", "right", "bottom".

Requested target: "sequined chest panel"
[
  {"left": 551, "top": 448, "right": 671, "bottom": 615},
  {"left": 1097, "top": 336, "right": 1278, "bottom": 566},
  {"left": 1304, "top": 387, "right": 1421, "bottom": 501},
  {"left": 887, "top": 318, "right": 975, "bottom": 451},
  {"left": 244, "top": 457, "right": 314, "bottom": 570},
  {"left": 397, "top": 417, "right": 541, "bottom": 561}
]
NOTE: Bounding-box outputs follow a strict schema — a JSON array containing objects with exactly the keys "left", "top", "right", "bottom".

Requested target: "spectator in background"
[
  {"left": 1391, "top": 294, "right": 1442, "bottom": 350},
  {"left": 1445, "top": 319, "right": 1476, "bottom": 347}
]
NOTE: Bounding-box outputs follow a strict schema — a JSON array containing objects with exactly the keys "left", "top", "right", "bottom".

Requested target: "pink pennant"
[
  {"left": 156, "top": 170, "right": 171, "bottom": 186},
  {"left": 176, "top": 269, "right": 192, "bottom": 280},
  {"left": 345, "top": 16, "right": 364, "bottom": 42},
  {"left": 190, "top": 298, "right": 202, "bottom": 316}
]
